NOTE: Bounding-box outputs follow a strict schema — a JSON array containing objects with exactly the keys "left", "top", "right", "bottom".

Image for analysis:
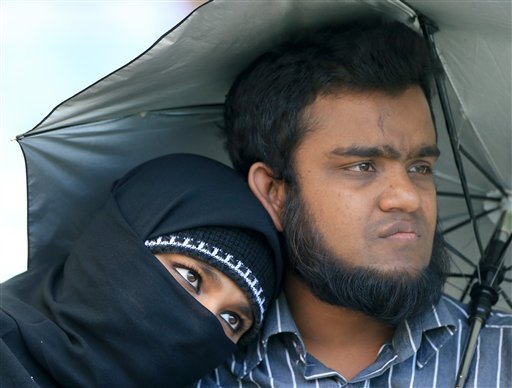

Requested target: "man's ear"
[{"left": 248, "top": 162, "right": 286, "bottom": 232}]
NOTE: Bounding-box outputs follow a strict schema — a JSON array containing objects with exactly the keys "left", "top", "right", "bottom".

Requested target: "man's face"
[{"left": 292, "top": 86, "right": 438, "bottom": 276}]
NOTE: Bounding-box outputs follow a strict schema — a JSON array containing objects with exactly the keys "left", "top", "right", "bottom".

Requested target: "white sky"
[{"left": 0, "top": 0, "right": 201, "bottom": 281}]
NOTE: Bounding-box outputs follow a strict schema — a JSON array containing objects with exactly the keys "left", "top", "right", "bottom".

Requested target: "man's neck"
[{"left": 284, "top": 271, "right": 395, "bottom": 381}]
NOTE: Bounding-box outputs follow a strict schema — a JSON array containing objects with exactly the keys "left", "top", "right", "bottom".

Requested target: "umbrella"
[{"left": 15, "top": 1, "right": 511, "bottom": 385}]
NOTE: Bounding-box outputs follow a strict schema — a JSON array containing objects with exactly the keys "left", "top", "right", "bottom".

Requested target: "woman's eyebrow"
[
  {"left": 196, "top": 261, "right": 222, "bottom": 285},
  {"left": 235, "top": 303, "right": 253, "bottom": 321}
]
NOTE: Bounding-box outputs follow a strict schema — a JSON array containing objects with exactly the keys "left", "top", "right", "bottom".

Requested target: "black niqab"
[{"left": 0, "top": 154, "right": 282, "bottom": 387}]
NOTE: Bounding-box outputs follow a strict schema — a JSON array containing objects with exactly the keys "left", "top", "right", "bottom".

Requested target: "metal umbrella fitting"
[{"left": 14, "top": 1, "right": 511, "bottom": 386}]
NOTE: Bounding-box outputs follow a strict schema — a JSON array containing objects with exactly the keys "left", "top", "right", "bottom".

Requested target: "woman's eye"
[
  {"left": 219, "top": 312, "right": 242, "bottom": 331},
  {"left": 175, "top": 267, "right": 200, "bottom": 291},
  {"left": 346, "top": 162, "right": 374, "bottom": 172}
]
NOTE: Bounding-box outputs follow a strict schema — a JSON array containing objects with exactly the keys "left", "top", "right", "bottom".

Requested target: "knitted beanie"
[{"left": 145, "top": 226, "right": 275, "bottom": 337}]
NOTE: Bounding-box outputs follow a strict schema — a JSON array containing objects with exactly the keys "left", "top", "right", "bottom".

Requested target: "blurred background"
[{"left": 0, "top": 0, "right": 202, "bottom": 281}]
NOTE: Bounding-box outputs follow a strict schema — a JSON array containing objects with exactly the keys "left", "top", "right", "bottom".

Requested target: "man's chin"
[
  {"left": 364, "top": 261, "right": 430, "bottom": 279},
  {"left": 298, "top": 261, "right": 443, "bottom": 325},
  {"left": 365, "top": 245, "right": 434, "bottom": 275}
]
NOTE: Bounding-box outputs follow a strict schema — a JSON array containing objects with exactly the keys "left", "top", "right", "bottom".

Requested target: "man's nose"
[{"left": 378, "top": 169, "right": 421, "bottom": 213}]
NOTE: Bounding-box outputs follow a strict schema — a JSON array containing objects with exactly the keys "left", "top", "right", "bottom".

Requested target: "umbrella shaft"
[{"left": 455, "top": 317, "right": 483, "bottom": 388}]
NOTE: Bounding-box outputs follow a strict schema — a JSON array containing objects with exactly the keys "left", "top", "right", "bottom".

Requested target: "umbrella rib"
[
  {"left": 442, "top": 206, "right": 501, "bottom": 235},
  {"left": 420, "top": 19, "right": 485, "bottom": 283},
  {"left": 445, "top": 279, "right": 472, "bottom": 300},
  {"left": 459, "top": 147, "right": 508, "bottom": 197},
  {"left": 445, "top": 248, "right": 477, "bottom": 303},
  {"left": 433, "top": 81, "right": 485, "bottom": 270},
  {"left": 444, "top": 242, "right": 477, "bottom": 269},
  {"left": 445, "top": 273, "right": 477, "bottom": 278},
  {"left": 436, "top": 191, "right": 502, "bottom": 202},
  {"left": 460, "top": 271, "right": 477, "bottom": 302},
  {"left": 434, "top": 171, "right": 487, "bottom": 193},
  {"left": 488, "top": 231, "right": 512, "bottom": 289},
  {"left": 498, "top": 289, "right": 512, "bottom": 309},
  {"left": 444, "top": 233, "right": 478, "bottom": 302}
]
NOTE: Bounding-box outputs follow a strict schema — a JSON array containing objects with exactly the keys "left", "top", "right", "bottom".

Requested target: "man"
[{"left": 198, "top": 20, "right": 512, "bottom": 387}]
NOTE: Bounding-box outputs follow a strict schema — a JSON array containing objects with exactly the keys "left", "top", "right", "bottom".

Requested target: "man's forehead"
[{"left": 301, "top": 88, "right": 436, "bottom": 144}]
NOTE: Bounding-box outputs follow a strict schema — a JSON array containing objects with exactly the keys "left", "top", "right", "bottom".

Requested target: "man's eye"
[
  {"left": 175, "top": 267, "right": 200, "bottom": 291},
  {"left": 347, "top": 162, "right": 374, "bottom": 172},
  {"left": 219, "top": 312, "right": 242, "bottom": 331},
  {"left": 409, "top": 164, "right": 432, "bottom": 175}
]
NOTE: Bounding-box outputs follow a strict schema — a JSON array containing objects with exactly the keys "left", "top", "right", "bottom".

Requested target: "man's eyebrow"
[
  {"left": 415, "top": 145, "right": 441, "bottom": 158},
  {"left": 329, "top": 144, "right": 440, "bottom": 159},
  {"left": 329, "top": 145, "right": 401, "bottom": 159}
]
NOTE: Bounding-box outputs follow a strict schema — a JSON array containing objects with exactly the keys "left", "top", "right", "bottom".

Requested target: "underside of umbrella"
[{"left": 16, "top": 1, "right": 511, "bottom": 313}]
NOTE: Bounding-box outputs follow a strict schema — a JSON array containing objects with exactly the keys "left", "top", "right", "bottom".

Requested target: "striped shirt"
[{"left": 197, "top": 292, "right": 512, "bottom": 387}]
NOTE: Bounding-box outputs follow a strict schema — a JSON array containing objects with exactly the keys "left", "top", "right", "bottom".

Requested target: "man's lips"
[{"left": 378, "top": 221, "right": 420, "bottom": 240}]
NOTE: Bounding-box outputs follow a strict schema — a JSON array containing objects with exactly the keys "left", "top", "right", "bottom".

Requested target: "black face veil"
[{"left": 0, "top": 153, "right": 282, "bottom": 387}]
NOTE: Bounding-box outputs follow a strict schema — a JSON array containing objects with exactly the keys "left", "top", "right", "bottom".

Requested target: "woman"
[{"left": 0, "top": 153, "right": 282, "bottom": 387}]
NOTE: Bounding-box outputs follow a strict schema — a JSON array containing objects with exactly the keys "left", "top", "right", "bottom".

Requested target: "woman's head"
[
  {"left": 111, "top": 153, "right": 283, "bottom": 344},
  {"left": 145, "top": 226, "right": 275, "bottom": 342}
]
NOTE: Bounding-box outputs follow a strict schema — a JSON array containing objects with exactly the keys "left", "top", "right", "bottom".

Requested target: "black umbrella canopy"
[{"left": 17, "top": 0, "right": 511, "bottom": 311}]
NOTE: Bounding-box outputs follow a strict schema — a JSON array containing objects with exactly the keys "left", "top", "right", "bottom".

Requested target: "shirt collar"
[
  {"left": 230, "top": 292, "right": 459, "bottom": 379},
  {"left": 392, "top": 295, "right": 459, "bottom": 368},
  {"left": 261, "top": 291, "right": 300, "bottom": 339},
  {"left": 230, "top": 291, "right": 303, "bottom": 378}
]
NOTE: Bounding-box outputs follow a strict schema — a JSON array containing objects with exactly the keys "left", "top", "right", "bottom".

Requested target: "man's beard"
[{"left": 281, "top": 184, "right": 450, "bottom": 326}]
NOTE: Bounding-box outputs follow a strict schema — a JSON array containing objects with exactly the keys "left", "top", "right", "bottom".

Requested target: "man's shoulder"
[
  {"left": 439, "top": 294, "right": 512, "bottom": 333},
  {"left": 486, "top": 308, "right": 512, "bottom": 328},
  {"left": 441, "top": 292, "right": 511, "bottom": 314}
]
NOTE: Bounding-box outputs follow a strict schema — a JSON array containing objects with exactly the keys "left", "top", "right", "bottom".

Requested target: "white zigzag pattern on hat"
[{"left": 145, "top": 236, "right": 265, "bottom": 321}]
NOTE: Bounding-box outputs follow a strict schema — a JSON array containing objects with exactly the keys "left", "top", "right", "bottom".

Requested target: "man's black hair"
[{"left": 223, "top": 19, "right": 443, "bottom": 182}]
